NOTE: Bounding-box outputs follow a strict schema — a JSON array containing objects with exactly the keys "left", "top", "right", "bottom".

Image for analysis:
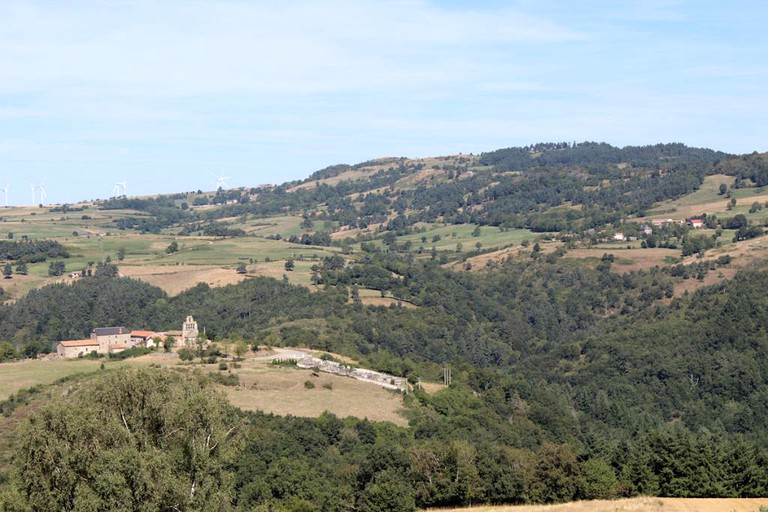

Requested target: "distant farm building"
[
  {"left": 56, "top": 339, "right": 100, "bottom": 359},
  {"left": 689, "top": 218, "right": 705, "bottom": 229},
  {"left": 131, "top": 330, "right": 159, "bottom": 348}
]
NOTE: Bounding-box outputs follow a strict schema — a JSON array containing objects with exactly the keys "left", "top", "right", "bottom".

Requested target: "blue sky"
[{"left": 0, "top": 0, "right": 766, "bottom": 204}]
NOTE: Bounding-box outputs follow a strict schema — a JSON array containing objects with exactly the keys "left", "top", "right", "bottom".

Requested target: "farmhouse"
[
  {"left": 56, "top": 339, "right": 99, "bottom": 359},
  {"left": 689, "top": 218, "right": 705, "bottom": 229},
  {"left": 613, "top": 232, "right": 626, "bottom": 241},
  {"left": 130, "top": 330, "right": 158, "bottom": 348},
  {"left": 92, "top": 326, "right": 132, "bottom": 352}
]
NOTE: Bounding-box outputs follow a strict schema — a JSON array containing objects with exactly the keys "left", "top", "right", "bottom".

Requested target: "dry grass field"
[
  {"left": 289, "top": 168, "right": 381, "bottom": 191},
  {"left": 356, "top": 288, "right": 418, "bottom": 308},
  {"left": 430, "top": 497, "right": 768, "bottom": 512},
  {"left": 226, "top": 364, "right": 408, "bottom": 425},
  {"left": 118, "top": 264, "right": 248, "bottom": 295},
  {"left": 128, "top": 352, "right": 407, "bottom": 424},
  {"left": 564, "top": 248, "right": 679, "bottom": 273},
  {"left": 0, "top": 351, "right": 409, "bottom": 426}
]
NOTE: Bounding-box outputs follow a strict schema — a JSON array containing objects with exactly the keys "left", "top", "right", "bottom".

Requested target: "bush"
[
  {"left": 304, "top": 380, "right": 315, "bottom": 390},
  {"left": 218, "top": 362, "right": 228, "bottom": 371},
  {"left": 209, "top": 372, "right": 240, "bottom": 387},
  {"left": 178, "top": 347, "right": 194, "bottom": 362}
]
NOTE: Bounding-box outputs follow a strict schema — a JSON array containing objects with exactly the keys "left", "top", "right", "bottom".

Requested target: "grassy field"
[
  {"left": 429, "top": 497, "right": 768, "bottom": 512},
  {"left": 563, "top": 247, "right": 680, "bottom": 273},
  {"left": 0, "top": 358, "right": 110, "bottom": 400},
  {"left": 647, "top": 174, "right": 768, "bottom": 223},
  {"left": 0, "top": 204, "right": 340, "bottom": 299},
  {"left": 358, "top": 223, "right": 546, "bottom": 255}
]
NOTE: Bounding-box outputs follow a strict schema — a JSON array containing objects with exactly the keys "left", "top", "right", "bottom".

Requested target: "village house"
[
  {"left": 92, "top": 326, "right": 132, "bottom": 352},
  {"left": 56, "top": 339, "right": 99, "bottom": 358},
  {"left": 130, "top": 330, "right": 159, "bottom": 348},
  {"left": 613, "top": 232, "right": 626, "bottom": 242},
  {"left": 689, "top": 218, "right": 705, "bottom": 229}
]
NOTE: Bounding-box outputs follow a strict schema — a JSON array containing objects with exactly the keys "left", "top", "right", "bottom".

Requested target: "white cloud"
[{"left": 0, "top": 0, "right": 584, "bottom": 98}]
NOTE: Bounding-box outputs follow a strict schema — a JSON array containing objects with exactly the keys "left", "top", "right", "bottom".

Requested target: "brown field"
[
  {"left": 331, "top": 222, "right": 385, "bottom": 240},
  {"left": 564, "top": 248, "right": 679, "bottom": 273},
  {"left": 358, "top": 296, "right": 418, "bottom": 308},
  {"left": 0, "top": 272, "right": 57, "bottom": 302},
  {"left": 419, "top": 381, "right": 447, "bottom": 394},
  {"left": 429, "top": 497, "right": 768, "bottom": 512},
  {"left": 226, "top": 364, "right": 407, "bottom": 425},
  {"left": 394, "top": 167, "right": 445, "bottom": 188},
  {"left": 356, "top": 288, "right": 418, "bottom": 308},
  {"left": 288, "top": 168, "right": 382, "bottom": 191},
  {"left": 672, "top": 267, "right": 738, "bottom": 296},
  {"left": 123, "top": 352, "right": 407, "bottom": 425},
  {"left": 119, "top": 264, "right": 247, "bottom": 295}
]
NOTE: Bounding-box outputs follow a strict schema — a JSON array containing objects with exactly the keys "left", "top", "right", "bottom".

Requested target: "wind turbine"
[
  {"left": 213, "top": 172, "right": 230, "bottom": 190},
  {"left": 1, "top": 185, "right": 8, "bottom": 207},
  {"left": 112, "top": 178, "right": 126, "bottom": 197},
  {"left": 30, "top": 184, "right": 36, "bottom": 206},
  {"left": 38, "top": 178, "right": 48, "bottom": 206},
  {"left": 118, "top": 178, "right": 127, "bottom": 197}
]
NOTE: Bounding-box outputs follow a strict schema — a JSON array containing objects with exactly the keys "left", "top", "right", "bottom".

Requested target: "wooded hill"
[{"left": 2, "top": 142, "right": 768, "bottom": 510}]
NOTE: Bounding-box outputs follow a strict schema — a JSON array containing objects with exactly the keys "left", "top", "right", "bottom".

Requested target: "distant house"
[
  {"left": 131, "top": 330, "right": 158, "bottom": 348},
  {"left": 640, "top": 225, "right": 653, "bottom": 235},
  {"left": 56, "top": 339, "right": 99, "bottom": 359},
  {"left": 91, "top": 327, "right": 131, "bottom": 353},
  {"left": 689, "top": 218, "right": 705, "bottom": 229},
  {"left": 613, "top": 232, "right": 626, "bottom": 242}
]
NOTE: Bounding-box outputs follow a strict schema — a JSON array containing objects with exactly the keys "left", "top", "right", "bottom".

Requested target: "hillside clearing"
[{"left": 119, "top": 264, "right": 247, "bottom": 295}]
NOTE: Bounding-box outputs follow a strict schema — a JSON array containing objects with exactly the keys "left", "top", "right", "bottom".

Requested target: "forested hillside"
[
  {"left": 3, "top": 261, "right": 768, "bottom": 509},
  {"left": 2, "top": 142, "right": 768, "bottom": 510}
]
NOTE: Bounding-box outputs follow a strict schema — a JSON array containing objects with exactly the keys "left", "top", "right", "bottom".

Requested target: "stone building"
[
  {"left": 182, "top": 315, "right": 199, "bottom": 346},
  {"left": 91, "top": 327, "right": 132, "bottom": 352}
]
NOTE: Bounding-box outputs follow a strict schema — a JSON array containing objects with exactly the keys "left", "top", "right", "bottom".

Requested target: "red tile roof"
[{"left": 131, "top": 330, "right": 157, "bottom": 338}]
